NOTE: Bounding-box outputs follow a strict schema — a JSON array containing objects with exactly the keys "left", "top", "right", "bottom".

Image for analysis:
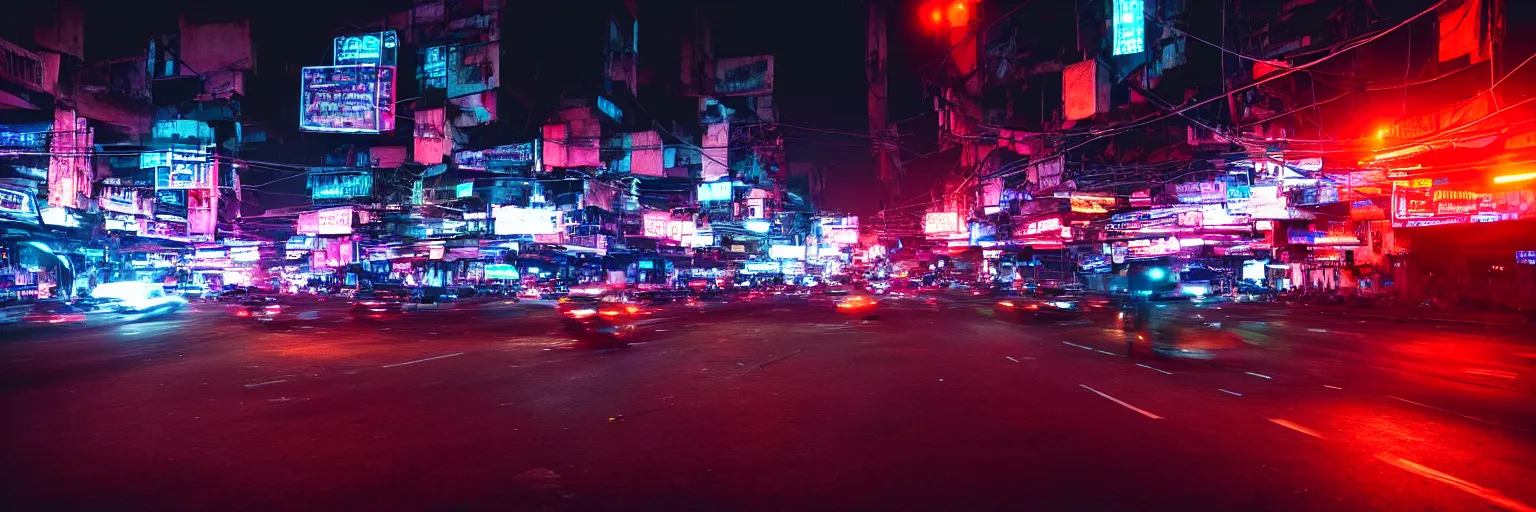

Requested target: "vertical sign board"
[
  {"left": 701, "top": 123, "right": 729, "bottom": 182},
  {"left": 47, "top": 110, "right": 92, "bottom": 209},
  {"left": 420, "top": 45, "right": 448, "bottom": 88},
  {"left": 300, "top": 65, "right": 397, "bottom": 133},
  {"left": 1112, "top": 0, "right": 1145, "bottom": 55}
]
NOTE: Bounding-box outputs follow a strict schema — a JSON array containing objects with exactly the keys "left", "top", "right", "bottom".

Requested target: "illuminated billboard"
[
  {"left": 768, "top": 245, "right": 805, "bottom": 260},
  {"left": 1112, "top": 0, "right": 1145, "bottom": 55},
  {"left": 492, "top": 205, "right": 561, "bottom": 235},
  {"left": 924, "top": 212, "right": 961, "bottom": 235},
  {"left": 155, "top": 159, "right": 215, "bottom": 190},
  {"left": 333, "top": 31, "right": 398, "bottom": 67},
  {"left": 420, "top": 46, "right": 448, "bottom": 88},
  {"left": 697, "top": 181, "right": 732, "bottom": 202},
  {"left": 1070, "top": 194, "right": 1116, "bottom": 213},
  {"left": 308, "top": 168, "right": 373, "bottom": 201},
  {"left": 297, "top": 207, "right": 354, "bottom": 236},
  {"left": 1392, "top": 182, "right": 1536, "bottom": 228},
  {"left": 300, "top": 65, "right": 397, "bottom": 133},
  {"left": 743, "top": 261, "right": 781, "bottom": 273},
  {"left": 0, "top": 186, "right": 39, "bottom": 224},
  {"left": 484, "top": 264, "right": 519, "bottom": 280},
  {"left": 454, "top": 142, "right": 535, "bottom": 171},
  {"left": 642, "top": 211, "right": 672, "bottom": 239}
]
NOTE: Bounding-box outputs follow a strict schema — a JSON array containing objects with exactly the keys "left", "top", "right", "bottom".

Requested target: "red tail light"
[
  {"left": 1024, "top": 303, "right": 1039, "bottom": 310},
  {"left": 235, "top": 310, "right": 251, "bottom": 318},
  {"left": 997, "top": 300, "right": 1015, "bottom": 308}
]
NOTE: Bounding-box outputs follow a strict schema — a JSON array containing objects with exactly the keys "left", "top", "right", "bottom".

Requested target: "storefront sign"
[
  {"left": 1126, "top": 236, "right": 1181, "bottom": 257},
  {"left": 743, "top": 261, "right": 781, "bottom": 273},
  {"left": 1020, "top": 216, "right": 1063, "bottom": 236},
  {"left": 484, "top": 264, "right": 519, "bottom": 280}
]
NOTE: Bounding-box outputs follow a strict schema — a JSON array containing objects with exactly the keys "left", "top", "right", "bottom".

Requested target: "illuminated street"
[
  {"left": 3, "top": 298, "right": 1534, "bottom": 510},
  {"left": 4, "top": 0, "right": 1536, "bottom": 509}
]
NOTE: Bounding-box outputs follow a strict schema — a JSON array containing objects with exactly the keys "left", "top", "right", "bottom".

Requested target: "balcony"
[{"left": 0, "top": 37, "right": 45, "bottom": 93}]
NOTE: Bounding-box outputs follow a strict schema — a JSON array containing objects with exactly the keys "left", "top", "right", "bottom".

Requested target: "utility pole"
[{"left": 867, "top": 0, "right": 898, "bottom": 209}]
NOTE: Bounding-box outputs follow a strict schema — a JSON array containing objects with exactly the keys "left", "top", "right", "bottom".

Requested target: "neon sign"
[
  {"left": 333, "top": 31, "right": 398, "bottom": 67},
  {"left": 1112, "top": 0, "right": 1145, "bottom": 55},
  {"left": 1021, "top": 217, "right": 1062, "bottom": 236},
  {"left": 300, "top": 65, "right": 397, "bottom": 133}
]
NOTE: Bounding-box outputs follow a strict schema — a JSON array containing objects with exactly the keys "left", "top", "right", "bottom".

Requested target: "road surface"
[{"left": 2, "top": 296, "right": 1534, "bottom": 510}]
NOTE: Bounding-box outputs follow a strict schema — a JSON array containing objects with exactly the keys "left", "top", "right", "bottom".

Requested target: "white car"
[{"left": 92, "top": 282, "right": 188, "bottom": 315}]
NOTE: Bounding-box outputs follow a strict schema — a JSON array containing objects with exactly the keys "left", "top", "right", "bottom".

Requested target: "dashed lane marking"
[
  {"left": 1080, "top": 384, "right": 1163, "bottom": 420},
  {"left": 1375, "top": 454, "right": 1535, "bottom": 512},
  {"left": 1062, "top": 341, "right": 1094, "bottom": 351},
  {"left": 1245, "top": 371, "right": 1273, "bottom": 379},
  {"left": 1218, "top": 389, "right": 1243, "bottom": 397},
  {"left": 381, "top": 352, "right": 465, "bottom": 368},
  {"left": 1136, "top": 363, "right": 1172, "bottom": 375},
  {"left": 244, "top": 379, "right": 289, "bottom": 389},
  {"left": 1268, "top": 418, "right": 1323, "bottom": 438}
]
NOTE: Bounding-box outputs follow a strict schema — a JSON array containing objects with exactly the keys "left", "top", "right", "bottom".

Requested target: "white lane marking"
[
  {"left": 1136, "top": 363, "right": 1173, "bottom": 375},
  {"left": 1307, "top": 328, "right": 1328, "bottom": 333},
  {"left": 1323, "top": 385, "right": 1343, "bottom": 390},
  {"left": 1062, "top": 341, "right": 1094, "bottom": 350},
  {"left": 244, "top": 379, "right": 289, "bottom": 389},
  {"left": 381, "top": 352, "right": 465, "bottom": 368},
  {"left": 1005, "top": 356, "right": 1020, "bottom": 363},
  {"left": 1375, "top": 454, "right": 1536, "bottom": 512},
  {"left": 1079, "top": 384, "right": 1163, "bottom": 419},
  {"left": 1388, "top": 396, "right": 1536, "bottom": 435},
  {"left": 1218, "top": 388, "right": 1243, "bottom": 397},
  {"left": 1268, "top": 418, "right": 1323, "bottom": 438},
  {"left": 1245, "top": 371, "right": 1272, "bottom": 379},
  {"left": 1095, "top": 349, "right": 1122, "bottom": 357}
]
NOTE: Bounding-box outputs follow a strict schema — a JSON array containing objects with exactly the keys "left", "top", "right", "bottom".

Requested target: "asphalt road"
[{"left": 2, "top": 295, "right": 1534, "bottom": 511}]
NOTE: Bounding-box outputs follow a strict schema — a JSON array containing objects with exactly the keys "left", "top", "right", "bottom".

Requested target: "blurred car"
[
  {"left": 19, "top": 301, "right": 88, "bottom": 325},
  {"left": 994, "top": 293, "right": 1085, "bottom": 323},
  {"left": 1144, "top": 324, "right": 1247, "bottom": 361},
  {"left": 233, "top": 296, "right": 324, "bottom": 327},
  {"left": 557, "top": 290, "right": 648, "bottom": 339},
  {"left": 833, "top": 292, "right": 880, "bottom": 318},
  {"left": 166, "top": 284, "right": 211, "bottom": 300},
  {"left": 809, "top": 287, "right": 853, "bottom": 306},
  {"left": 214, "top": 287, "right": 260, "bottom": 303},
  {"left": 350, "top": 288, "right": 408, "bottom": 320},
  {"left": 92, "top": 281, "right": 188, "bottom": 316}
]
